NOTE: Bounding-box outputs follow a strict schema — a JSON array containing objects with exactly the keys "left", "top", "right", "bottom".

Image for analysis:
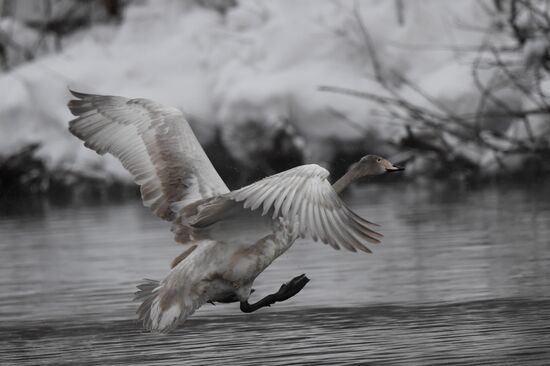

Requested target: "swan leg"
[
  {"left": 209, "top": 289, "right": 256, "bottom": 305},
  {"left": 240, "top": 274, "right": 310, "bottom": 313}
]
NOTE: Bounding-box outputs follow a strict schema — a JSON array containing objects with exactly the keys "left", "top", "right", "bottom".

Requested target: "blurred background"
[{"left": 1, "top": 1, "right": 549, "bottom": 365}]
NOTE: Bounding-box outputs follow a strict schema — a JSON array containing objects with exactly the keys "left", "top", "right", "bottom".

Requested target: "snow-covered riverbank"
[{"left": 1, "top": 0, "right": 549, "bottom": 196}]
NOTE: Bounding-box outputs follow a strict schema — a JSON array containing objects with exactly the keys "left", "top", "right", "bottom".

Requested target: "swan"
[{"left": 67, "top": 90, "right": 404, "bottom": 332}]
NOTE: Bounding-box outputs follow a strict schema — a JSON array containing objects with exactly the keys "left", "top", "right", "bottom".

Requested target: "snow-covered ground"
[{"left": 0, "top": 0, "right": 548, "bottom": 185}]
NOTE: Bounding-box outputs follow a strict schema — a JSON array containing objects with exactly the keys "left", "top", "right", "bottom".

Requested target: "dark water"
[{"left": 1, "top": 182, "right": 550, "bottom": 365}]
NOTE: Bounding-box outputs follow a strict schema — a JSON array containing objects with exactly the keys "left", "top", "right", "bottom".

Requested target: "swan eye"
[{"left": 376, "top": 158, "right": 381, "bottom": 163}]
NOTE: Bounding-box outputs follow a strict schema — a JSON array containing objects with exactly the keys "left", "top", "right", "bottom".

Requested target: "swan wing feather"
[
  {"left": 68, "top": 90, "right": 229, "bottom": 221},
  {"left": 227, "top": 164, "right": 383, "bottom": 252}
]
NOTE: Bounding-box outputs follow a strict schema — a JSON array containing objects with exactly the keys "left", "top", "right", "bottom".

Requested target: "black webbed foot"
[
  {"left": 240, "top": 274, "right": 310, "bottom": 313},
  {"left": 274, "top": 273, "right": 310, "bottom": 302}
]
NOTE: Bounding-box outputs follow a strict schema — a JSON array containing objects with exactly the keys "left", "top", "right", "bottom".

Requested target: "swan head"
[{"left": 357, "top": 155, "right": 404, "bottom": 176}]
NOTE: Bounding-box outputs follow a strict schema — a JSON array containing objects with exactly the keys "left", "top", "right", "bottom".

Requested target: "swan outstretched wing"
[
  {"left": 223, "top": 164, "right": 383, "bottom": 252},
  {"left": 67, "top": 90, "right": 229, "bottom": 221}
]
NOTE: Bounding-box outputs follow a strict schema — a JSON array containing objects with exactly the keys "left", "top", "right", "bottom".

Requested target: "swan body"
[{"left": 67, "top": 90, "right": 402, "bottom": 332}]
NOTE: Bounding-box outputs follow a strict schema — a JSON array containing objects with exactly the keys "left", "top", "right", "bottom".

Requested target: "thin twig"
[{"left": 353, "top": 0, "right": 385, "bottom": 85}]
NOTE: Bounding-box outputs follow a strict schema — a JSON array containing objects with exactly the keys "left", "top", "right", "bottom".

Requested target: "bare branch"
[{"left": 353, "top": 0, "right": 385, "bottom": 85}]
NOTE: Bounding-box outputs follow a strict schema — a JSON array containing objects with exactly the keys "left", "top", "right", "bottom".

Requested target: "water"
[{"left": 1, "top": 182, "right": 550, "bottom": 365}]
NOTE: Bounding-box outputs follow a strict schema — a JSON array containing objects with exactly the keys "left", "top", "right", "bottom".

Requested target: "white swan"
[{"left": 67, "top": 90, "right": 403, "bottom": 332}]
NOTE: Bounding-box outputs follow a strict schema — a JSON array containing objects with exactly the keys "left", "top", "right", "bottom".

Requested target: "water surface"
[{"left": 1, "top": 182, "right": 549, "bottom": 365}]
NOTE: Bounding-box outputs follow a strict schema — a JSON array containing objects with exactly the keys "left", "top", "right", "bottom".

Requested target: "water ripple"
[{"left": 1, "top": 183, "right": 550, "bottom": 364}]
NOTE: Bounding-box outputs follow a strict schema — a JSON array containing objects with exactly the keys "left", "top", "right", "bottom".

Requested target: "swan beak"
[{"left": 386, "top": 164, "right": 404, "bottom": 173}]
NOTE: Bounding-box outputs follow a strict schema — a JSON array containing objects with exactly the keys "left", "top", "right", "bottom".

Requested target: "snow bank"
[
  {"left": 1, "top": 0, "right": 543, "bottom": 184},
  {"left": 1, "top": 2, "right": 222, "bottom": 181}
]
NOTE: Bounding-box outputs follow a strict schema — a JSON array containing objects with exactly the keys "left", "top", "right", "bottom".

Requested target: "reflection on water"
[{"left": 1, "top": 182, "right": 550, "bottom": 365}]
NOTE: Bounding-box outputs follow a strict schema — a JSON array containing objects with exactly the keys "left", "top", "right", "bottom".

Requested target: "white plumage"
[
  {"left": 67, "top": 90, "right": 402, "bottom": 332},
  {"left": 68, "top": 90, "right": 229, "bottom": 221}
]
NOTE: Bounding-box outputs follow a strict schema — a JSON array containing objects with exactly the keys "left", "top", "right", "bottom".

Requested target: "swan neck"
[{"left": 332, "top": 167, "right": 361, "bottom": 194}]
